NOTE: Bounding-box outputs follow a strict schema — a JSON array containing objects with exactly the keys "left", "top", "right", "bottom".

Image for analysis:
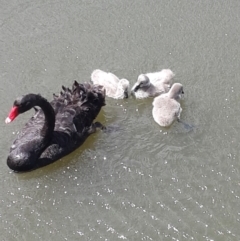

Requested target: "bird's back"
[
  {"left": 152, "top": 94, "right": 181, "bottom": 127},
  {"left": 35, "top": 82, "right": 105, "bottom": 168},
  {"left": 91, "top": 69, "right": 119, "bottom": 93}
]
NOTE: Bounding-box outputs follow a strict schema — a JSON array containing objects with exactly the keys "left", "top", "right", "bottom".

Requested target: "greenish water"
[{"left": 1, "top": 0, "right": 240, "bottom": 240}]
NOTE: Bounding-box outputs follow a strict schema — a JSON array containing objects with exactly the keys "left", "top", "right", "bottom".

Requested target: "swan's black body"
[{"left": 6, "top": 81, "right": 106, "bottom": 172}]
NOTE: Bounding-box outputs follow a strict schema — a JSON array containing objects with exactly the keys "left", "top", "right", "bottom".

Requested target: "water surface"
[{"left": 1, "top": 0, "right": 240, "bottom": 240}]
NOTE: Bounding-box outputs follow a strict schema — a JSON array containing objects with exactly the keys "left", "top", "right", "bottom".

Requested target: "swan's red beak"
[{"left": 5, "top": 106, "right": 19, "bottom": 124}]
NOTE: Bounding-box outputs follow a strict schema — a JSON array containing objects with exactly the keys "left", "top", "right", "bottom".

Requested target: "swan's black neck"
[
  {"left": 6, "top": 94, "right": 56, "bottom": 172},
  {"left": 19, "top": 94, "right": 55, "bottom": 150},
  {"left": 30, "top": 95, "right": 55, "bottom": 146}
]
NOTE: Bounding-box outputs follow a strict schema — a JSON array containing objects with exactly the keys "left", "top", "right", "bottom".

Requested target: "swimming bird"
[
  {"left": 91, "top": 69, "right": 129, "bottom": 99},
  {"left": 5, "top": 81, "right": 106, "bottom": 172},
  {"left": 131, "top": 69, "right": 175, "bottom": 99},
  {"left": 152, "top": 83, "right": 184, "bottom": 127}
]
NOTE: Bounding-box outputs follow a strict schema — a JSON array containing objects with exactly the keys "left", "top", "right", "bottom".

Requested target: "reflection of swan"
[
  {"left": 152, "top": 83, "right": 184, "bottom": 127},
  {"left": 5, "top": 81, "right": 106, "bottom": 172},
  {"left": 131, "top": 69, "right": 175, "bottom": 99},
  {"left": 91, "top": 69, "right": 129, "bottom": 99}
]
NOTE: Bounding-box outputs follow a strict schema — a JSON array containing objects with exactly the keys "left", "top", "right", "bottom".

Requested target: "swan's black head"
[{"left": 5, "top": 94, "right": 42, "bottom": 123}]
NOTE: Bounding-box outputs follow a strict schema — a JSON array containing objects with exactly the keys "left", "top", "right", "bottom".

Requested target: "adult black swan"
[{"left": 5, "top": 81, "right": 106, "bottom": 172}]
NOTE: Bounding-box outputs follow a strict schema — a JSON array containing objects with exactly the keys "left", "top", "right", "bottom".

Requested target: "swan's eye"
[
  {"left": 13, "top": 101, "right": 20, "bottom": 107},
  {"left": 24, "top": 101, "right": 31, "bottom": 107}
]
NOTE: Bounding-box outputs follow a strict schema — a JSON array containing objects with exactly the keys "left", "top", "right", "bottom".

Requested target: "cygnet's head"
[
  {"left": 168, "top": 83, "right": 184, "bottom": 100},
  {"left": 137, "top": 74, "right": 151, "bottom": 86},
  {"left": 120, "top": 78, "right": 130, "bottom": 98},
  {"left": 131, "top": 74, "right": 151, "bottom": 93}
]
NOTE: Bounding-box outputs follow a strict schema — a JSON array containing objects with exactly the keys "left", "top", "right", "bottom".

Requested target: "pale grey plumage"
[
  {"left": 91, "top": 69, "right": 129, "bottom": 99},
  {"left": 131, "top": 69, "right": 175, "bottom": 99},
  {"left": 152, "top": 83, "right": 184, "bottom": 127}
]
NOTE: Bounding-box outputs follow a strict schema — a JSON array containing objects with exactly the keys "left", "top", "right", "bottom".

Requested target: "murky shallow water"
[{"left": 1, "top": 0, "right": 240, "bottom": 240}]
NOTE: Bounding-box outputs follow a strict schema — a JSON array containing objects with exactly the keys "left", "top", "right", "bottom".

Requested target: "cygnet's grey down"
[
  {"left": 131, "top": 69, "right": 175, "bottom": 99},
  {"left": 152, "top": 83, "right": 184, "bottom": 127},
  {"left": 91, "top": 69, "right": 129, "bottom": 99}
]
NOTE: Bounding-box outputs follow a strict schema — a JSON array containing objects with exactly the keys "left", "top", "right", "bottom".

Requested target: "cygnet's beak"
[
  {"left": 180, "top": 90, "right": 184, "bottom": 100},
  {"left": 131, "top": 84, "right": 140, "bottom": 93},
  {"left": 124, "top": 90, "right": 128, "bottom": 98}
]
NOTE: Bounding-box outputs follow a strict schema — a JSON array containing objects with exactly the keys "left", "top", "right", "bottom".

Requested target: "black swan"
[{"left": 5, "top": 81, "right": 106, "bottom": 172}]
